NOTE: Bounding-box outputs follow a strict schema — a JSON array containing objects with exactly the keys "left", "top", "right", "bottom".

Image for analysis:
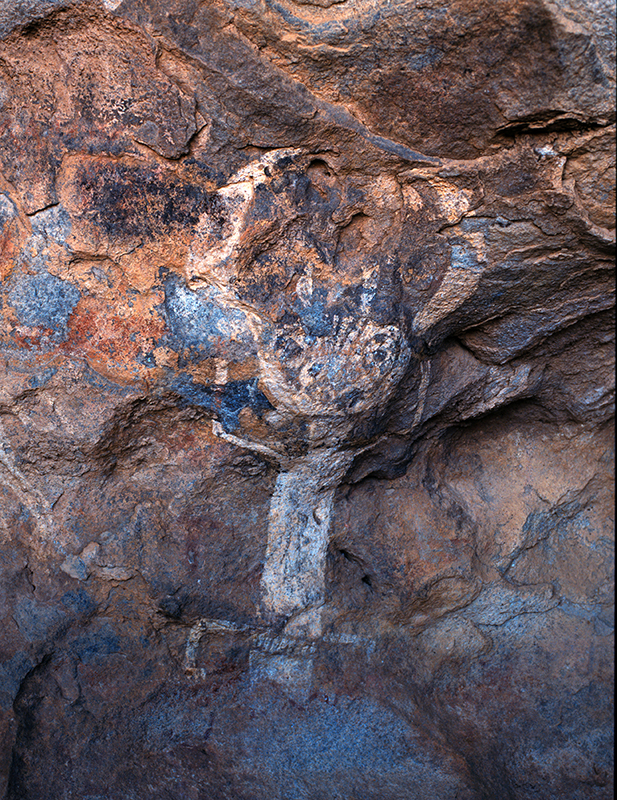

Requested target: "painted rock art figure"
[
  {"left": 256, "top": 315, "right": 410, "bottom": 639},
  {"left": 183, "top": 151, "right": 412, "bottom": 675}
]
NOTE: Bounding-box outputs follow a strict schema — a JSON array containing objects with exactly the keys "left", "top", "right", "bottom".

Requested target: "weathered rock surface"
[{"left": 0, "top": 0, "right": 614, "bottom": 797}]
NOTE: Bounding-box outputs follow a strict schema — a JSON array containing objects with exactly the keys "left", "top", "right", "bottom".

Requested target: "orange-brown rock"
[{"left": 0, "top": 1, "right": 614, "bottom": 798}]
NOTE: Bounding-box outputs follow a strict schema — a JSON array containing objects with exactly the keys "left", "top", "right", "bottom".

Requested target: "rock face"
[{"left": 0, "top": 0, "right": 614, "bottom": 797}]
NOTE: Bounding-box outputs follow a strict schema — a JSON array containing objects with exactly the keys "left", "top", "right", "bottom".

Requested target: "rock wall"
[{"left": 0, "top": 1, "right": 614, "bottom": 798}]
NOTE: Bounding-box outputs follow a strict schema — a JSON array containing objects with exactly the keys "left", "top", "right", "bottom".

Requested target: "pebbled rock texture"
[{"left": 0, "top": 1, "right": 614, "bottom": 798}]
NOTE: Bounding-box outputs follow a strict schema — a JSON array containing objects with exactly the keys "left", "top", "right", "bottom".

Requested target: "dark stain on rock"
[{"left": 74, "top": 161, "right": 215, "bottom": 239}]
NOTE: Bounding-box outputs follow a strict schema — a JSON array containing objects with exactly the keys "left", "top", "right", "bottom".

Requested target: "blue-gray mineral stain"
[
  {"left": 61, "top": 588, "right": 97, "bottom": 618},
  {"left": 8, "top": 271, "right": 81, "bottom": 338},
  {"left": 163, "top": 274, "right": 255, "bottom": 359},
  {"left": 28, "top": 366, "right": 57, "bottom": 389},
  {"left": 172, "top": 373, "right": 273, "bottom": 432},
  {"left": 0, "top": 192, "right": 17, "bottom": 227},
  {"left": 71, "top": 622, "right": 121, "bottom": 664},
  {"left": 30, "top": 205, "right": 72, "bottom": 247}
]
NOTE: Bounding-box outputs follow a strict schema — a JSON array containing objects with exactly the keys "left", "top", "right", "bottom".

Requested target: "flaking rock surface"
[{"left": 0, "top": 1, "right": 614, "bottom": 798}]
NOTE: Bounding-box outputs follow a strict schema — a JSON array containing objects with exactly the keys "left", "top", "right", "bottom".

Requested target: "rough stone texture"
[{"left": 0, "top": 0, "right": 614, "bottom": 798}]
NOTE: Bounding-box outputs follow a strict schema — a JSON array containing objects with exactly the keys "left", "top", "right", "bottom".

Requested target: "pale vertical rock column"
[{"left": 260, "top": 448, "right": 351, "bottom": 639}]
